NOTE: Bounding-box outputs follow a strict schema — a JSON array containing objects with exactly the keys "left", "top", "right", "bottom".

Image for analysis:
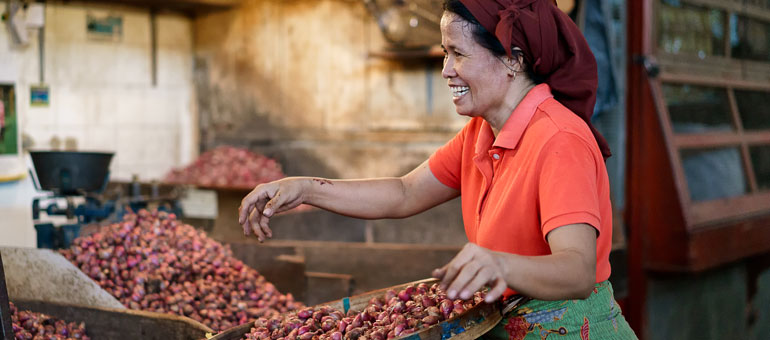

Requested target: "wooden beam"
[
  {"left": 673, "top": 131, "right": 770, "bottom": 148},
  {"left": 88, "top": 0, "right": 242, "bottom": 7},
  {"left": 659, "top": 65, "right": 770, "bottom": 91},
  {"left": 72, "top": 0, "right": 242, "bottom": 14},
  {"left": 689, "top": 192, "right": 770, "bottom": 227}
]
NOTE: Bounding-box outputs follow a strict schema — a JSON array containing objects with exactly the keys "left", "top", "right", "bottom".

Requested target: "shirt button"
[{"left": 492, "top": 154, "right": 500, "bottom": 160}]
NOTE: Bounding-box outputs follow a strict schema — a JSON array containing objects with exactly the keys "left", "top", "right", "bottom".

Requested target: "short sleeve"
[
  {"left": 538, "top": 132, "right": 602, "bottom": 239},
  {"left": 428, "top": 124, "right": 469, "bottom": 190}
]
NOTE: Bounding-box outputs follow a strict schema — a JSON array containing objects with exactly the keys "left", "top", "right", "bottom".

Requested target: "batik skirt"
[{"left": 481, "top": 281, "right": 638, "bottom": 340}]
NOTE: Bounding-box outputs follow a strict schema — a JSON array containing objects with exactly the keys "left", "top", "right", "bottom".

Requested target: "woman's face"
[{"left": 440, "top": 11, "right": 511, "bottom": 119}]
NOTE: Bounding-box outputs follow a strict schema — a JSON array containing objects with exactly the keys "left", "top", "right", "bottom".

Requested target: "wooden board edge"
[{"left": 12, "top": 299, "right": 215, "bottom": 334}]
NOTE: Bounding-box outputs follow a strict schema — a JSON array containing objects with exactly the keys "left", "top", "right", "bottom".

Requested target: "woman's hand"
[
  {"left": 433, "top": 224, "right": 597, "bottom": 302},
  {"left": 238, "top": 178, "right": 307, "bottom": 242},
  {"left": 432, "top": 243, "right": 509, "bottom": 303}
]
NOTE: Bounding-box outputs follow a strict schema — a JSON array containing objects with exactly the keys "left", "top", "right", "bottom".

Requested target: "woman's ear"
[{"left": 503, "top": 57, "right": 517, "bottom": 77}]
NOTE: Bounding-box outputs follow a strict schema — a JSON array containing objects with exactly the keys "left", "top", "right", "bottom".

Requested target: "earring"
[{"left": 512, "top": 70, "right": 517, "bottom": 80}]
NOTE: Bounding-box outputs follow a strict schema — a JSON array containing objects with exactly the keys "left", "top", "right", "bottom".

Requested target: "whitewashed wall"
[
  {"left": 2, "top": 1, "right": 197, "bottom": 182},
  {"left": 0, "top": 2, "right": 197, "bottom": 246}
]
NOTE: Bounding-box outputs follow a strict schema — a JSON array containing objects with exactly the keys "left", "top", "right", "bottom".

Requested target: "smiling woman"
[{"left": 237, "top": 0, "right": 635, "bottom": 339}]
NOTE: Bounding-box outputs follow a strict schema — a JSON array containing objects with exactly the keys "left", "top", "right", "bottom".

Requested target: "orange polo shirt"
[{"left": 429, "top": 84, "right": 612, "bottom": 292}]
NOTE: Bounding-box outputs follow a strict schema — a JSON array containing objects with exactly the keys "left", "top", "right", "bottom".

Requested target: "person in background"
[{"left": 239, "top": 0, "right": 636, "bottom": 338}]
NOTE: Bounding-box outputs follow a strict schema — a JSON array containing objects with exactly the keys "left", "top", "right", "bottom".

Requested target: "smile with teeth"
[{"left": 451, "top": 86, "right": 469, "bottom": 98}]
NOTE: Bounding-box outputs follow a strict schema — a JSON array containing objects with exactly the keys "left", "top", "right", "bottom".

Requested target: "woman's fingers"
[
  {"left": 258, "top": 212, "right": 273, "bottom": 238},
  {"left": 438, "top": 243, "right": 509, "bottom": 302},
  {"left": 248, "top": 209, "right": 267, "bottom": 242},
  {"left": 485, "top": 277, "right": 508, "bottom": 303},
  {"left": 263, "top": 191, "right": 286, "bottom": 217},
  {"left": 432, "top": 266, "right": 448, "bottom": 280},
  {"left": 458, "top": 267, "right": 494, "bottom": 300},
  {"left": 446, "top": 261, "right": 481, "bottom": 299},
  {"left": 439, "top": 253, "right": 471, "bottom": 292},
  {"left": 242, "top": 205, "right": 255, "bottom": 236},
  {"left": 239, "top": 185, "right": 270, "bottom": 224}
]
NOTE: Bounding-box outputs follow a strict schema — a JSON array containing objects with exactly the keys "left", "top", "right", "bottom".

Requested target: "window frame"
[{"left": 652, "top": 0, "right": 770, "bottom": 229}]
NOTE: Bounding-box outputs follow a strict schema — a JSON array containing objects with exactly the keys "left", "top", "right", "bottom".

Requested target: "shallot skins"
[
  {"left": 59, "top": 209, "right": 303, "bottom": 331},
  {"left": 244, "top": 282, "right": 486, "bottom": 340},
  {"left": 8, "top": 301, "right": 90, "bottom": 340}
]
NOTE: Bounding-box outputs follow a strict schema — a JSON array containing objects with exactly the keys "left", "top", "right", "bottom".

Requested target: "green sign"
[{"left": 87, "top": 14, "right": 123, "bottom": 40}]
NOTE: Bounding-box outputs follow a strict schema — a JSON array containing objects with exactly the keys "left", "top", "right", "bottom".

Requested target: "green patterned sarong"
[{"left": 481, "top": 281, "right": 638, "bottom": 340}]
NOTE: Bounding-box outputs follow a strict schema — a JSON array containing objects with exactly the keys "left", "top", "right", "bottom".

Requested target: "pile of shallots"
[
  {"left": 9, "top": 301, "right": 90, "bottom": 340},
  {"left": 59, "top": 210, "right": 303, "bottom": 331},
  {"left": 164, "top": 146, "right": 285, "bottom": 189},
  {"left": 244, "top": 282, "right": 485, "bottom": 340}
]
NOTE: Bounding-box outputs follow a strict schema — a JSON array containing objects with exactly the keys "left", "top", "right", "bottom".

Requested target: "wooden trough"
[
  {"left": 208, "top": 278, "right": 502, "bottom": 340},
  {"left": 12, "top": 300, "right": 214, "bottom": 340}
]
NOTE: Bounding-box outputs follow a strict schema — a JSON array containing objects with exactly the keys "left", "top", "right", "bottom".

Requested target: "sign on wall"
[
  {"left": 86, "top": 12, "right": 123, "bottom": 41},
  {"left": 30, "top": 84, "right": 49, "bottom": 107}
]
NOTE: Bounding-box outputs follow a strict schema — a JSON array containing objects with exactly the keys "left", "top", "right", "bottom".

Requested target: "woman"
[{"left": 239, "top": 0, "right": 636, "bottom": 338}]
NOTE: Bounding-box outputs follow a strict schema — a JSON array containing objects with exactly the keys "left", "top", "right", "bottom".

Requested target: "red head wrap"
[{"left": 457, "top": 0, "right": 611, "bottom": 159}]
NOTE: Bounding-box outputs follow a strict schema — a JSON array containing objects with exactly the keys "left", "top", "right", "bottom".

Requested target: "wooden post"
[{"left": 0, "top": 252, "right": 14, "bottom": 340}]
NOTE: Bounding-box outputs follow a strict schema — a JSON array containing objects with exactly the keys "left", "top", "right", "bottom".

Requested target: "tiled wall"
[{"left": 2, "top": 2, "right": 196, "bottom": 182}]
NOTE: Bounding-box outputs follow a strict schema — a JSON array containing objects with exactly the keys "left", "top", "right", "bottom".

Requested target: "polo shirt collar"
[{"left": 492, "top": 83, "right": 554, "bottom": 150}]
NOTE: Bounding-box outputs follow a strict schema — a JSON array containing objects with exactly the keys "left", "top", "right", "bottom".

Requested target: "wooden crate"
[
  {"left": 13, "top": 300, "right": 213, "bottom": 340},
  {"left": 207, "top": 278, "right": 501, "bottom": 340}
]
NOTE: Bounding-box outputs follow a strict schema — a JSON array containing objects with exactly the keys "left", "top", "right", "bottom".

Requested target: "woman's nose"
[{"left": 442, "top": 58, "right": 456, "bottom": 79}]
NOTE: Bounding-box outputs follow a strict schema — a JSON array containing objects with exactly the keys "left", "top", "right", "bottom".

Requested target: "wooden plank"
[
  {"left": 673, "top": 131, "right": 770, "bottom": 148},
  {"left": 681, "top": 0, "right": 770, "bottom": 21},
  {"left": 727, "top": 87, "right": 760, "bottom": 193},
  {"left": 626, "top": 1, "right": 666, "bottom": 335},
  {"left": 296, "top": 241, "right": 461, "bottom": 294},
  {"left": 12, "top": 300, "right": 213, "bottom": 340},
  {"left": 689, "top": 192, "right": 770, "bottom": 227},
  {"left": 689, "top": 215, "right": 770, "bottom": 271},
  {"left": 659, "top": 70, "right": 770, "bottom": 91},
  {"left": 305, "top": 272, "right": 353, "bottom": 306},
  {"left": 643, "top": 213, "right": 770, "bottom": 272},
  {"left": 226, "top": 240, "right": 462, "bottom": 296},
  {"left": 227, "top": 242, "right": 306, "bottom": 301},
  {"left": 76, "top": 0, "right": 242, "bottom": 11},
  {"left": 650, "top": 80, "right": 694, "bottom": 225}
]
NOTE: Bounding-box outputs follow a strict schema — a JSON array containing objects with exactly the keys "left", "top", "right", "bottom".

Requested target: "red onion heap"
[
  {"left": 9, "top": 301, "right": 90, "bottom": 340},
  {"left": 244, "top": 282, "right": 485, "bottom": 340},
  {"left": 164, "top": 146, "right": 285, "bottom": 189},
  {"left": 59, "top": 210, "right": 303, "bottom": 331}
]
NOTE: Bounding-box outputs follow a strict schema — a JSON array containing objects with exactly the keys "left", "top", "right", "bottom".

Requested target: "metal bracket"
[{"left": 633, "top": 54, "right": 660, "bottom": 78}]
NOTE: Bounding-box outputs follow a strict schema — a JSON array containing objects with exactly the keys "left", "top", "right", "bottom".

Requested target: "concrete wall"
[
  {"left": 192, "top": 0, "right": 470, "bottom": 246},
  {"left": 193, "top": 0, "right": 466, "bottom": 179},
  {"left": 1, "top": 1, "right": 197, "bottom": 182}
]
